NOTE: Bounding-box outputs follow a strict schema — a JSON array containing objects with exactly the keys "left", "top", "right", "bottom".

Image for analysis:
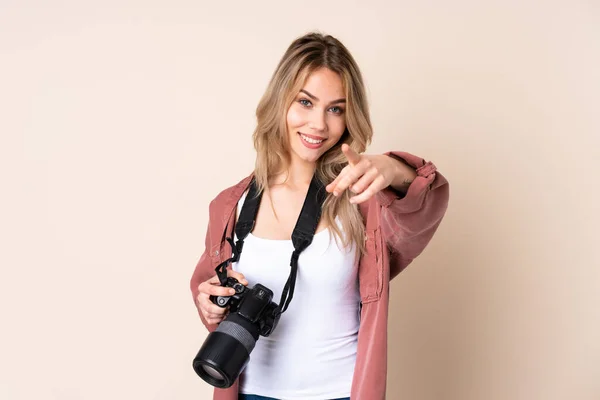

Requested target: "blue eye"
[
  {"left": 299, "top": 99, "right": 312, "bottom": 107},
  {"left": 329, "top": 106, "right": 344, "bottom": 115}
]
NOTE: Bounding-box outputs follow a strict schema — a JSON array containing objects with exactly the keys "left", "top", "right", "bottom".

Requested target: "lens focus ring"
[{"left": 215, "top": 321, "right": 256, "bottom": 354}]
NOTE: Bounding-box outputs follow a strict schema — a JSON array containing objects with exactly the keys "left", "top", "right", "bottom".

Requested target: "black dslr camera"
[
  {"left": 210, "top": 277, "right": 280, "bottom": 336},
  {"left": 192, "top": 275, "right": 281, "bottom": 388}
]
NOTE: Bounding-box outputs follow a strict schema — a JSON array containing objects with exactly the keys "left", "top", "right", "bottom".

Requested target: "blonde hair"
[{"left": 252, "top": 32, "right": 373, "bottom": 256}]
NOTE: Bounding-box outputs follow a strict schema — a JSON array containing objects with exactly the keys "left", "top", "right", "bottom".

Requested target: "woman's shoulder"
[{"left": 207, "top": 172, "right": 254, "bottom": 214}]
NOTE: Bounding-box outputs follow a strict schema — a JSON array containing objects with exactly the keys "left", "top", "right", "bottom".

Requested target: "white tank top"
[{"left": 231, "top": 190, "right": 360, "bottom": 400}]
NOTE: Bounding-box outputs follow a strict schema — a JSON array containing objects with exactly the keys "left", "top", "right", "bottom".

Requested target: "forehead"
[{"left": 301, "top": 68, "right": 345, "bottom": 99}]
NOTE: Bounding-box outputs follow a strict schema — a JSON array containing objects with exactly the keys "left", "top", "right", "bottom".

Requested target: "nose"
[{"left": 308, "top": 110, "right": 327, "bottom": 132}]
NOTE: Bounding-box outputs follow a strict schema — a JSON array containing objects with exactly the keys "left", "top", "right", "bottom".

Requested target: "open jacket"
[{"left": 190, "top": 151, "right": 450, "bottom": 400}]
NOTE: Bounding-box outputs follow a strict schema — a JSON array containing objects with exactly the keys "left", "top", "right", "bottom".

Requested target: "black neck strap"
[{"left": 214, "top": 173, "right": 327, "bottom": 316}]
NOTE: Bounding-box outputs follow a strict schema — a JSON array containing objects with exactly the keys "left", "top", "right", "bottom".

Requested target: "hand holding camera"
[{"left": 196, "top": 270, "right": 248, "bottom": 326}]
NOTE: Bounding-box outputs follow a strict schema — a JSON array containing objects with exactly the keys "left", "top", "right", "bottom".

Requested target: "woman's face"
[{"left": 286, "top": 67, "right": 347, "bottom": 165}]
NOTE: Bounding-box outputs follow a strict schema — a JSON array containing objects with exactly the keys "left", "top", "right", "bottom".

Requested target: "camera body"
[{"left": 210, "top": 277, "right": 280, "bottom": 337}]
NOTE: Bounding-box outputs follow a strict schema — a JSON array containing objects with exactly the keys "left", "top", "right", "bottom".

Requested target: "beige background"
[{"left": 1, "top": 1, "right": 599, "bottom": 399}]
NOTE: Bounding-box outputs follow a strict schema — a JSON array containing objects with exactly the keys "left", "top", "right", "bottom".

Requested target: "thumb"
[{"left": 342, "top": 143, "right": 361, "bottom": 166}]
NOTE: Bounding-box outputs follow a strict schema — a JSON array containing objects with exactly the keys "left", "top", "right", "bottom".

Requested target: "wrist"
[{"left": 386, "top": 154, "right": 416, "bottom": 193}]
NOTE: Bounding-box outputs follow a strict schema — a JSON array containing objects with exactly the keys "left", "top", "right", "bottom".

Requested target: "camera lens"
[
  {"left": 193, "top": 313, "right": 260, "bottom": 388},
  {"left": 201, "top": 364, "right": 225, "bottom": 381}
]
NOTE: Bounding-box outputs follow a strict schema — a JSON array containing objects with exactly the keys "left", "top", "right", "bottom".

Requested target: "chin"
[
  {"left": 304, "top": 155, "right": 321, "bottom": 163},
  {"left": 292, "top": 148, "right": 321, "bottom": 163},
  {"left": 300, "top": 153, "right": 321, "bottom": 163}
]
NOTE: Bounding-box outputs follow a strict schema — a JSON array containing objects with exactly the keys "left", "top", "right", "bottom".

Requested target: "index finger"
[
  {"left": 201, "top": 284, "right": 237, "bottom": 297},
  {"left": 342, "top": 144, "right": 361, "bottom": 166},
  {"left": 227, "top": 269, "right": 248, "bottom": 285},
  {"left": 200, "top": 271, "right": 248, "bottom": 289}
]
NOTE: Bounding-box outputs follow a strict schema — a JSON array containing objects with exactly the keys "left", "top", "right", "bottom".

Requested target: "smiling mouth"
[{"left": 298, "top": 132, "right": 326, "bottom": 144}]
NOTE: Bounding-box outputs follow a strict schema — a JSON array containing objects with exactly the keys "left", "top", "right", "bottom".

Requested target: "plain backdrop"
[{"left": 1, "top": 1, "right": 599, "bottom": 399}]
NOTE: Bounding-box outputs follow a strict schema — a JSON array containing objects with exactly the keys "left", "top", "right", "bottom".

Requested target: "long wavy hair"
[{"left": 252, "top": 32, "right": 373, "bottom": 256}]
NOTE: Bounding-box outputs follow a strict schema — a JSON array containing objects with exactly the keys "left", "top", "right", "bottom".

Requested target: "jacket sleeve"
[
  {"left": 375, "top": 151, "right": 450, "bottom": 280},
  {"left": 189, "top": 200, "right": 220, "bottom": 333}
]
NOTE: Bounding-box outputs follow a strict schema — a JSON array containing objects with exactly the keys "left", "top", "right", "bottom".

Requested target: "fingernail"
[
  {"left": 333, "top": 191, "right": 339, "bottom": 196},
  {"left": 229, "top": 289, "right": 235, "bottom": 295},
  {"left": 243, "top": 280, "right": 248, "bottom": 285}
]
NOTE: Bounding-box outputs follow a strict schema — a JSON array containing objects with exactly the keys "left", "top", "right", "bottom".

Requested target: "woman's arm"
[
  {"left": 376, "top": 151, "right": 450, "bottom": 280},
  {"left": 385, "top": 152, "right": 418, "bottom": 194},
  {"left": 190, "top": 214, "right": 220, "bottom": 332}
]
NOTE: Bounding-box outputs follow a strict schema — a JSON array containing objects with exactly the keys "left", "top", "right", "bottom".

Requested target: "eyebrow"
[{"left": 300, "top": 89, "right": 346, "bottom": 105}]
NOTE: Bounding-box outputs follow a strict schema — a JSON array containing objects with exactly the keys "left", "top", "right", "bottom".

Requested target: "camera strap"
[{"left": 215, "top": 173, "right": 327, "bottom": 316}]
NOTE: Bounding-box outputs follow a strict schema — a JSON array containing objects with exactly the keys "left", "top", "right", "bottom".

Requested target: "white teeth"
[{"left": 300, "top": 134, "right": 324, "bottom": 144}]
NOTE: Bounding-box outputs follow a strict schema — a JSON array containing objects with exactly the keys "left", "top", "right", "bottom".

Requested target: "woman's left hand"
[{"left": 326, "top": 144, "right": 406, "bottom": 205}]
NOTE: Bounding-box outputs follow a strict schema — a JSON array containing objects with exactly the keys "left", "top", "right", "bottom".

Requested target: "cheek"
[
  {"left": 286, "top": 105, "right": 305, "bottom": 129},
  {"left": 330, "top": 117, "right": 347, "bottom": 139}
]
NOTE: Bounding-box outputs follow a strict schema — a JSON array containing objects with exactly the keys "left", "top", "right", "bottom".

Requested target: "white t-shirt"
[{"left": 231, "top": 190, "right": 360, "bottom": 400}]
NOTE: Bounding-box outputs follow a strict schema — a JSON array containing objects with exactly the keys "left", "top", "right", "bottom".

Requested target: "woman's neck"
[{"left": 270, "top": 158, "right": 316, "bottom": 190}]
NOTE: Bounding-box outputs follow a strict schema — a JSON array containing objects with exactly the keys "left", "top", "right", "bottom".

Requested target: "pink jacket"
[{"left": 190, "top": 151, "right": 450, "bottom": 400}]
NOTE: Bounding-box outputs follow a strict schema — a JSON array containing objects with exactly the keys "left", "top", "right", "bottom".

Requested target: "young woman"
[{"left": 191, "top": 32, "right": 450, "bottom": 400}]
